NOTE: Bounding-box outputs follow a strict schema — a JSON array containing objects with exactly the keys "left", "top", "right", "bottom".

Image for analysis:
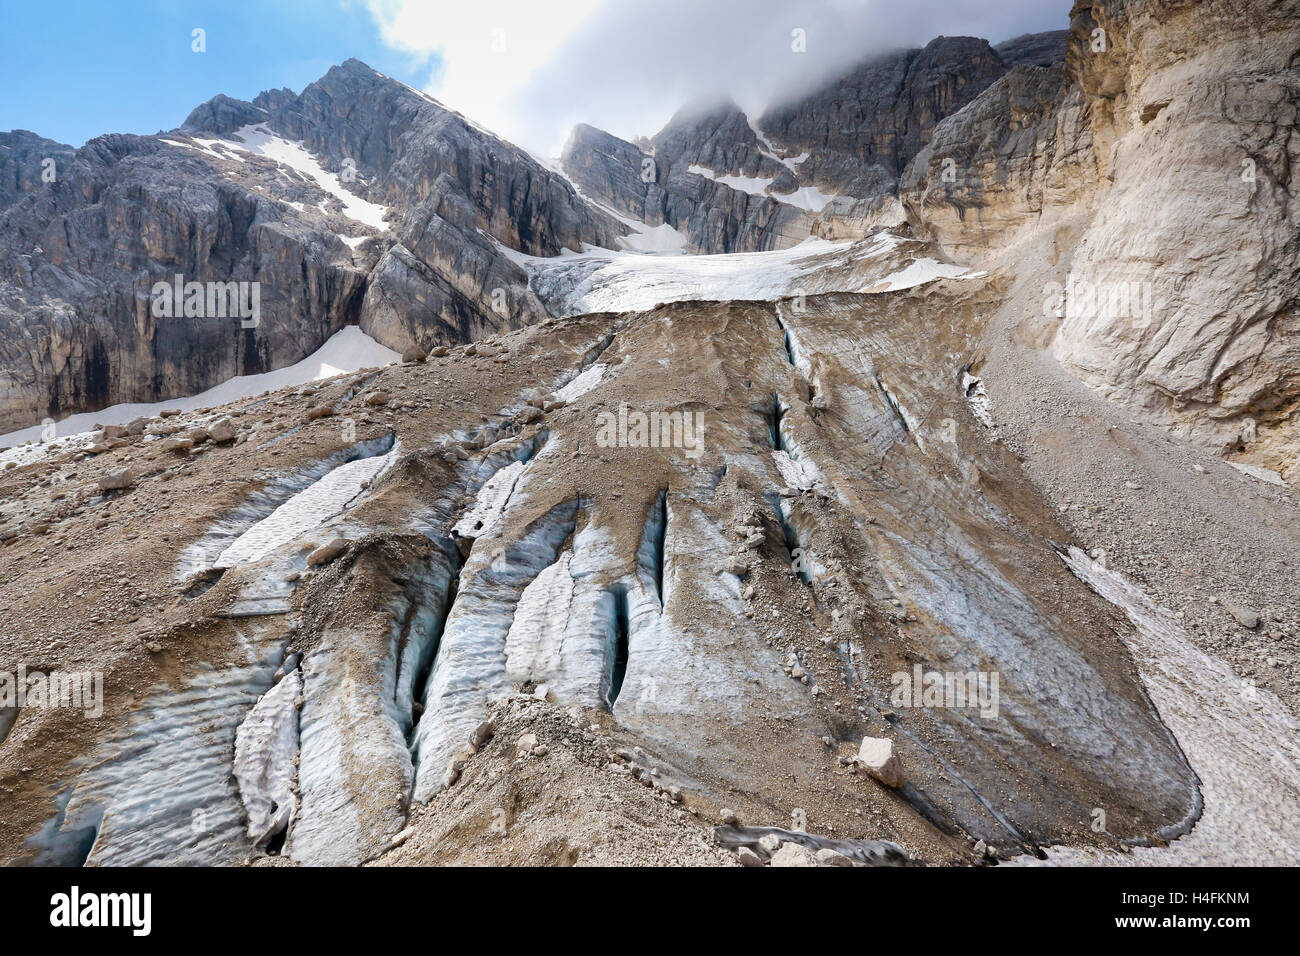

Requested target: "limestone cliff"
[{"left": 899, "top": 1, "right": 1300, "bottom": 469}]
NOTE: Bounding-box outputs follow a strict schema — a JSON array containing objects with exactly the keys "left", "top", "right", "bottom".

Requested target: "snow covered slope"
[{"left": 0, "top": 327, "right": 399, "bottom": 454}]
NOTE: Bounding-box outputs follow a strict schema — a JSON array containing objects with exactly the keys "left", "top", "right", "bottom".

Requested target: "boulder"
[
  {"left": 815, "top": 848, "right": 854, "bottom": 867},
  {"left": 98, "top": 468, "right": 134, "bottom": 492},
  {"left": 306, "top": 538, "right": 349, "bottom": 566},
  {"left": 208, "top": 418, "right": 237, "bottom": 443},
  {"left": 855, "top": 736, "right": 903, "bottom": 788},
  {"left": 769, "top": 842, "right": 819, "bottom": 867},
  {"left": 1227, "top": 605, "right": 1261, "bottom": 630}
]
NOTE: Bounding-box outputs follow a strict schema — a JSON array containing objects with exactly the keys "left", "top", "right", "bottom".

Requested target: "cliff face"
[
  {"left": 994, "top": 30, "right": 1071, "bottom": 68},
  {"left": 0, "top": 60, "right": 625, "bottom": 433},
  {"left": 1052, "top": 0, "right": 1300, "bottom": 457},
  {"left": 760, "top": 36, "right": 1012, "bottom": 198},
  {"left": 899, "top": 63, "right": 1096, "bottom": 261},
  {"left": 0, "top": 132, "right": 371, "bottom": 432},
  {"left": 558, "top": 35, "right": 1040, "bottom": 255},
  {"left": 899, "top": 1, "right": 1300, "bottom": 467},
  {"left": 560, "top": 114, "right": 813, "bottom": 255}
]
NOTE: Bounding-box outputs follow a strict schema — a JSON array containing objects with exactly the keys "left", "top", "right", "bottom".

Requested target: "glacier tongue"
[{"left": 1019, "top": 549, "right": 1300, "bottom": 867}]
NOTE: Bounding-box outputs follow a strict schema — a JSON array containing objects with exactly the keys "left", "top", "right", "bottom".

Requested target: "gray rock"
[
  {"left": 994, "top": 30, "right": 1070, "bottom": 67},
  {"left": 98, "top": 468, "right": 134, "bottom": 491},
  {"left": 208, "top": 418, "right": 237, "bottom": 443},
  {"left": 306, "top": 538, "right": 349, "bottom": 566},
  {"left": 760, "top": 36, "right": 1008, "bottom": 200},
  {"left": 815, "top": 847, "right": 854, "bottom": 867},
  {"left": 1227, "top": 605, "right": 1261, "bottom": 630},
  {"left": 770, "top": 842, "right": 819, "bottom": 866}
]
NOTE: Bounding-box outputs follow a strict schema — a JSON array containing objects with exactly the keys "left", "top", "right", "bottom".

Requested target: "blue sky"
[{"left": 0, "top": 0, "right": 437, "bottom": 146}]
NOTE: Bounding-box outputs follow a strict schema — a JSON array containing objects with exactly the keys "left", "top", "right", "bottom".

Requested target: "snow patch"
[
  {"left": 214, "top": 440, "right": 400, "bottom": 568},
  {"left": 555, "top": 363, "right": 606, "bottom": 403},
  {"left": 869, "top": 257, "right": 974, "bottom": 292},
  {"left": 453, "top": 460, "right": 526, "bottom": 540},
  {"left": 0, "top": 327, "right": 399, "bottom": 450},
  {"left": 771, "top": 184, "right": 836, "bottom": 213},
  {"left": 617, "top": 221, "right": 690, "bottom": 255},
  {"left": 688, "top": 164, "right": 776, "bottom": 198},
  {"left": 688, "top": 162, "right": 836, "bottom": 212},
  {"left": 227, "top": 124, "right": 390, "bottom": 231},
  {"left": 1228, "top": 461, "right": 1288, "bottom": 487}
]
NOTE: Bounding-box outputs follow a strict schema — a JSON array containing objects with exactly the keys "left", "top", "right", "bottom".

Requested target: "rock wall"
[
  {"left": 560, "top": 118, "right": 812, "bottom": 255},
  {"left": 899, "top": 1, "right": 1300, "bottom": 459},
  {"left": 0, "top": 60, "right": 625, "bottom": 434}
]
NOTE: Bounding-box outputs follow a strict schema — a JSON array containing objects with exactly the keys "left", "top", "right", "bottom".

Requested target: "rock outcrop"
[
  {"left": 559, "top": 35, "right": 1044, "bottom": 254},
  {"left": 898, "top": 1, "right": 1300, "bottom": 466},
  {"left": 994, "top": 30, "right": 1071, "bottom": 67},
  {"left": 560, "top": 116, "right": 812, "bottom": 255},
  {"left": 760, "top": 36, "right": 1010, "bottom": 199},
  {"left": 0, "top": 59, "right": 625, "bottom": 434}
]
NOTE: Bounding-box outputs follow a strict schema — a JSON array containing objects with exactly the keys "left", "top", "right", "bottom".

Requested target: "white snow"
[
  {"left": 555, "top": 363, "right": 606, "bottom": 403},
  {"left": 214, "top": 441, "right": 400, "bottom": 568},
  {"left": 771, "top": 184, "right": 837, "bottom": 213},
  {"left": 160, "top": 136, "right": 244, "bottom": 161},
  {"left": 746, "top": 118, "right": 807, "bottom": 175},
  {"left": 517, "top": 231, "right": 976, "bottom": 315},
  {"left": 688, "top": 164, "right": 776, "bottom": 198},
  {"left": 688, "top": 163, "right": 836, "bottom": 212},
  {"left": 869, "top": 257, "right": 975, "bottom": 292},
  {"left": 166, "top": 124, "right": 391, "bottom": 230},
  {"left": 0, "top": 327, "right": 399, "bottom": 452},
  {"left": 1019, "top": 548, "right": 1300, "bottom": 866},
  {"left": 227, "top": 125, "right": 390, "bottom": 230},
  {"left": 453, "top": 460, "right": 526, "bottom": 540},
  {"left": 1229, "top": 461, "right": 1288, "bottom": 487},
  {"left": 618, "top": 221, "right": 689, "bottom": 255}
]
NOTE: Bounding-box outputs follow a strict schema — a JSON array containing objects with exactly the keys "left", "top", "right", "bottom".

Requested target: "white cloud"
[{"left": 359, "top": 0, "right": 1071, "bottom": 155}]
